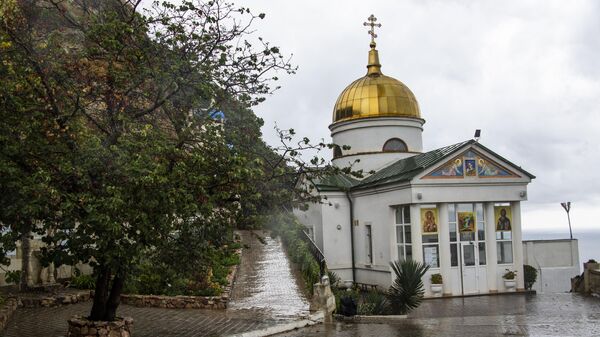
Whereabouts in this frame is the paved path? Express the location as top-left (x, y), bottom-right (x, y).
top-left (228, 230), bottom-right (310, 320)
top-left (277, 293), bottom-right (600, 337)
top-left (4, 302), bottom-right (280, 337)
top-left (3, 230), bottom-right (311, 337)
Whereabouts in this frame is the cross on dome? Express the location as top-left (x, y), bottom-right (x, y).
top-left (363, 14), bottom-right (381, 48)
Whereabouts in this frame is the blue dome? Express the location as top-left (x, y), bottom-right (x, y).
top-left (209, 110), bottom-right (225, 121)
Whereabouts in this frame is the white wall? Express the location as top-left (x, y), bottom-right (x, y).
top-left (294, 201), bottom-right (324, 249)
top-left (0, 250), bottom-right (93, 287)
top-left (348, 187), bottom-right (411, 288)
top-left (330, 117), bottom-right (424, 154)
top-left (330, 117), bottom-right (424, 172)
top-left (523, 239), bottom-right (580, 293)
top-left (321, 193), bottom-right (353, 281)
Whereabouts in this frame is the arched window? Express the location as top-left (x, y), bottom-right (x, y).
top-left (383, 138), bottom-right (408, 152)
top-left (333, 145), bottom-right (343, 159)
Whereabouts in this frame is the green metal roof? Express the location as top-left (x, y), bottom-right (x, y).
top-left (356, 140), bottom-right (473, 189)
top-left (313, 172), bottom-right (360, 192)
top-left (313, 140), bottom-right (534, 192)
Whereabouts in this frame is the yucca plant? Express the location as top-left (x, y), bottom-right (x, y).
top-left (387, 260), bottom-right (430, 315)
top-left (327, 271), bottom-right (340, 288)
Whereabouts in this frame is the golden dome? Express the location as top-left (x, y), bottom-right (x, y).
top-left (332, 45), bottom-right (421, 123)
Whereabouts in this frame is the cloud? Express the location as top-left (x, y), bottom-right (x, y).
top-left (235, 0), bottom-right (600, 230)
top-left (143, 0), bottom-right (600, 230)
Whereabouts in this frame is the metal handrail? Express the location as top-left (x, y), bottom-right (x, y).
top-left (301, 230), bottom-right (327, 278)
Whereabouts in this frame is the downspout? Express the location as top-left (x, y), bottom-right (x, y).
top-left (345, 190), bottom-right (356, 283)
top-left (533, 252), bottom-right (543, 293)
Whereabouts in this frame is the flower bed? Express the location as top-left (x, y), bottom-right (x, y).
top-left (120, 247), bottom-right (241, 309)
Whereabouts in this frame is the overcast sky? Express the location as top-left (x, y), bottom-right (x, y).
top-left (229, 0), bottom-right (600, 234)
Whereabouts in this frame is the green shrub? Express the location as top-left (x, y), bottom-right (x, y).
top-left (358, 290), bottom-right (388, 315)
top-left (4, 270), bottom-right (21, 285)
top-left (193, 287), bottom-right (222, 297)
top-left (221, 253), bottom-right (240, 267)
top-left (430, 273), bottom-right (443, 284)
top-left (137, 272), bottom-right (163, 294)
top-left (123, 244), bottom-right (240, 296)
top-left (212, 264), bottom-right (230, 287)
top-left (71, 274), bottom-right (96, 289)
top-left (523, 265), bottom-right (538, 290)
top-left (211, 247), bottom-right (240, 286)
top-left (387, 260), bottom-right (429, 315)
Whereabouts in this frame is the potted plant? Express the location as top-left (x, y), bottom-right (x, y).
top-left (503, 269), bottom-right (517, 291)
top-left (430, 273), bottom-right (443, 297)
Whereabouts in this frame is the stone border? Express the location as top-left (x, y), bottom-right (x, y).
top-left (120, 293), bottom-right (228, 309)
top-left (0, 297), bottom-right (19, 332)
top-left (222, 248), bottom-right (242, 297)
top-left (19, 290), bottom-right (93, 308)
top-left (226, 312), bottom-right (324, 337)
top-left (333, 313), bottom-right (407, 323)
top-left (68, 315), bottom-right (133, 337)
top-left (423, 289), bottom-right (536, 300)
top-left (121, 247), bottom-right (242, 310)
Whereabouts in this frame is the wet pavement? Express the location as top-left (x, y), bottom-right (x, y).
top-left (3, 302), bottom-right (280, 337)
top-left (7, 230), bottom-right (599, 336)
top-left (277, 293), bottom-right (600, 337)
top-left (2, 230), bottom-right (311, 337)
top-left (228, 230), bottom-right (311, 320)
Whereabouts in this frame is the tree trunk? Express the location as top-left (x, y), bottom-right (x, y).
top-left (103, 271), bottom-right (125, 321)
top-left (19, 232), bottom-right (33, 291)
top-left (89, 266), bottom-right (111, 321)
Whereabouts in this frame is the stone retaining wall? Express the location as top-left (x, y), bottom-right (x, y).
top-left (222, 248), bottom-right (242, 296)
top-left (20, 290), bottom-right (92, 308)
top-left (0, 298), bottom-right (19, 331)
top-left (0, 290), bottom-right (92, 333)
top-left (120, 293), bottom-right (228, 309)
top-left (590, 269), bottom-right (600, 295)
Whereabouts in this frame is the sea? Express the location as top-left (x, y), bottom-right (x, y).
top-left (523, 229), bottom-right (600, 273)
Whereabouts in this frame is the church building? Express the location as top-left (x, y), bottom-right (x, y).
top-left (295, 16), bottom-right (535, 297)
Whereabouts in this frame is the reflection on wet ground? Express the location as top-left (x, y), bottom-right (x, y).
top-left (278, 293), bottom-right (600, 336)
top-left (228, 230), bottom-right (310, 321)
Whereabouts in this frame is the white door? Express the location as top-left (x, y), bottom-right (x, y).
top-left (460, 242), bottom-right (479, 294)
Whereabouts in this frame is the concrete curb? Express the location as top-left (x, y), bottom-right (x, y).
top-left (333, 314), bottom-right (407, 323)
top-left (226, 312), bottom-right (324, 337)
top-left (423, 289), bottom-right (536, 300)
